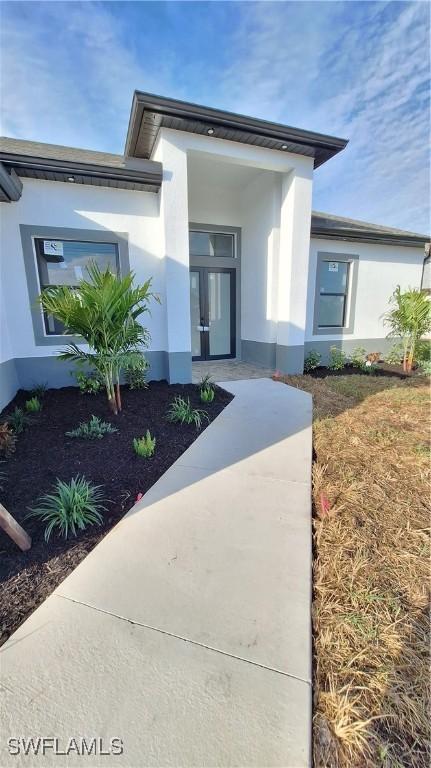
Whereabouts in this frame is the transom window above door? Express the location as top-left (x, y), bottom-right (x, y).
top-left (189, 231), bottom-right (235, 259)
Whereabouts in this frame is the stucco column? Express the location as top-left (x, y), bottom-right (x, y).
top-left (154, 133), bottom-right (192, 383)
top-left (276, 166), bottom-right (313, 374)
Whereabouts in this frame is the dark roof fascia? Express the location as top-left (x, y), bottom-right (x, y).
top-left (0, 151), bottom-right (162, 193)
top-left (311, 226), bottom-right (428, 249)
top-left (125, 91), bottom-right (348, 168)
top-left (0, 162), bottom-right (23, 202)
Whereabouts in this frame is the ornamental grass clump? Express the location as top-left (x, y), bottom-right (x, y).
top-left (39, 263), bottom-right (159, 415)
top-left (133, 430), bottom-right (156, 458)
top-left (28, 476), bottom-right (106, 542)
top-left (167, 396), bottom-right (209, 430)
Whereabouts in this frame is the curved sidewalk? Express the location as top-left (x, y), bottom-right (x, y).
top-left (1, 378), bottom-right (313, 767)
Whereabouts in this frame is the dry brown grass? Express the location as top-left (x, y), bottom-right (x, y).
top-left (280, 373), bottom-right (430, 767)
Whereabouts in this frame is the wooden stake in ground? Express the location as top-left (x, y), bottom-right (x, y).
top-left (0, 503), bottom-right (31, 551)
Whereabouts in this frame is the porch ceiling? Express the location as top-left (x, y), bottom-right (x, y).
top-left (125, 91), bottom-right (348, 169)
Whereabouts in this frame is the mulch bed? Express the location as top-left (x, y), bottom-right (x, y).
top-left (0, 381), bottom-right (232, 645)
top-left (309, 361), bottom-right (418, 379)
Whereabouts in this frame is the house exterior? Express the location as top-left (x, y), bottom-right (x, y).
top-left (0, 92), bottom-right (428, 409)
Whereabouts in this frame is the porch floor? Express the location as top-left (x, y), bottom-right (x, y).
top-left (192, 359), bottom-right (275, 383)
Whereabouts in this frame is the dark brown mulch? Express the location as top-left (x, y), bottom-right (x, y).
top-left (309, 361), bottom-right (418, 379)
top-left (0, 381), bottom-right (233, 644)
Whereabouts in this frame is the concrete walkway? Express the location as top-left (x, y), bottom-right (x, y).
top-left (1, 379), bottom-right (312, 767)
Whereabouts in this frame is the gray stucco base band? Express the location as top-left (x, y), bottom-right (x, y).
top-left (0, 351), bottom-right (189, 411)
top-left (241, 339), bottom-right (304, 375)
top-left (304, 337), bottom-right (397, 365)
top-left (0, 359), bottom-right (20, 411)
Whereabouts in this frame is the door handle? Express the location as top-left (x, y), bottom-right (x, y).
top-left (197, 325), bottom-right (205, 332)
top-left (203, 326), bottom-right (210, 332)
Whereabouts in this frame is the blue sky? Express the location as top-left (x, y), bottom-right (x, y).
top-left (0, 1), bottom-right (429, 232)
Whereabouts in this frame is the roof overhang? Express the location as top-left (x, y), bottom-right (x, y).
top-left (311, 224), bottom-right (428, 248)
top-left (0, 162), bottom-right (23, 202)
top-left (0, 152), bottom-right (162, 195)
top-left (125, 91), bottom-right (348, 168)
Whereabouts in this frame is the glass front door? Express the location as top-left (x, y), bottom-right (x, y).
top-left (189, 268), bottom-right (236, 361)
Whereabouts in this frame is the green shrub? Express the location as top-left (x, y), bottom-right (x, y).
top-left (200, 386), bottom-right (215, 403)
top-left (75, 369), bottom-right (102, 395)
top-left (133, 430), bottom-right (156, 458)
top-left (125, 354), bottom-right (149, 390)
top-left (7, 407), bottom-right (30, 434)
top-left (25, 396), bottom-right (42, 413)
top-left (418, 359), bottom-right (431, 376)
top-left (0, 423), bottom-right (16, 457)
top-left (385, 343), bottom-right (404, 366)
top-left (304, 350), bottom-right (321, 372)
top-left (167, 396), bottom-right (209, 430)
top-left (27, 476), bottom-right (106, 542)
top-left (349, 346), bottom-right (367, 368)
top-left (415, 339), bottom-right (431, 365)
top-left (328, 346), bottom-right (346, 371)
top-left (66, 415), bottom-right (118, 440)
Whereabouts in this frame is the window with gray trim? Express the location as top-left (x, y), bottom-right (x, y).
top-left (20, 225), bottom-right (130, 347)
top-left (313, 252), bottom-right (359, 335)
top-left (35, 238), bottom-right (119, 335)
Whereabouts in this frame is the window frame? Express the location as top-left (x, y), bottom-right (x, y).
top-left (20, 225), bottom-right (130, 346)
top-left (313, 251), bottom-right (359, 335)
top-left (189, 227), bottom-right (238, 260)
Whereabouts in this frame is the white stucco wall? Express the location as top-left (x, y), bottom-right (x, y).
top-left (306, 237), bottom-right (425, 342)
top-left (0, 179), bottom-right (166, 360)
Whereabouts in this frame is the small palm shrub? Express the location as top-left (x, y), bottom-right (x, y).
top-left (39, 264), bottom-right (159, 414)
top-left (27, 476), bottom-right (106, 542)
top-left (66, 415), bottom-right (118, 440)
top-left (383, 286), bottom-right (431, 372)
top-left (75, 369), bottom-right (102, 395)
top-left (133, 430), bottom-right (156, 458)
top-left (304, 349), bottom-right (321, 372)
top-left (7, 407), bottom-right (30, 434)
top-left (125, 354), bottom-right (149, 390)
top-left (25, 396), bottom-right (42, 413)
top-left (0, 423), bottom-right (17, 457)
top-left (167, 396), bottom-right (209, 430)
top-left (328, 346), bottom-right (346, 371)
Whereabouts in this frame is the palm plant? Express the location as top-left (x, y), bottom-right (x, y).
top-left (383, 286), bottom-right (431, 372)
top-left (39, 263), bottom-right (158, 414)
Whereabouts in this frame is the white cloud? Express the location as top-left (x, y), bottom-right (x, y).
top-left (0, 0), bottom-right (429, 231)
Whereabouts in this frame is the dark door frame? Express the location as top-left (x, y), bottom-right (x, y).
top-left (190, 266), bottom-right (236, 361)
top-left (189, 223), bottom-right (241, 362)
